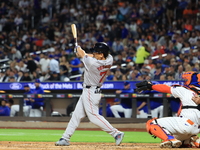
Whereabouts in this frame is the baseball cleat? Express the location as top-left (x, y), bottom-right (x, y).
top-left (55, 138), bottom-right (70, 146)
top-left (160, 139), bottom-right (182, 148)
top-left (190, 135), bottom-right (200, 148)
top-left (115, 132), bottom-right (124, 146)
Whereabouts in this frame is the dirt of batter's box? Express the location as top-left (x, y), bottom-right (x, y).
top-left (0, 141), bottom-right (193, 150)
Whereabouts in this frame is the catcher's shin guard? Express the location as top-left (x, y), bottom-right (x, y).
top-left (146, 118), bottom-right (174, 141)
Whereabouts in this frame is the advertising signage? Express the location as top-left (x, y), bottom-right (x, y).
top-left (1, 81), bottom-right (184, 90)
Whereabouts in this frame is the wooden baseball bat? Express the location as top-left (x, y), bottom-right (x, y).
top-left (71, 24), bottom-right (78, 52)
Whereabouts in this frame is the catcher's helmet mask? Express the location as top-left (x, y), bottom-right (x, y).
top-left (92, 42), bottom-right (110, 58)
top-left (181, 71), bottom-right (200, 88)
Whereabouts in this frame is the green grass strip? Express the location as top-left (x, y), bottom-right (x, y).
top-left (0, 129), bottom-right (161, 143)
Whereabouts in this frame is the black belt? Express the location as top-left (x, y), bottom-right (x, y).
top-left (86, 86), bottom-right (100, 89)
top-left (182, 105), bottom-right (200, 111)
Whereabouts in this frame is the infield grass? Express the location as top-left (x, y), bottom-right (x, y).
top-left (0, 129), bottom-right (161, 143)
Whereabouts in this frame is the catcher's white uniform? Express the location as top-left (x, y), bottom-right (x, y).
top-left (154, 86), bottom-right (200, 141)
top-left (62, 54), bottom-right (122, 140)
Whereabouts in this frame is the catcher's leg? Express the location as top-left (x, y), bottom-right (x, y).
top-left (146, 118), bottom-right (182, 148)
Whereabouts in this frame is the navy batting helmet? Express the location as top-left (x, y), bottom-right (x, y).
top-left (93, 42), bottom-right (110, 58)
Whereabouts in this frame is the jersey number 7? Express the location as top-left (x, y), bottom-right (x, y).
top-left (99, 71), bottom-right (108, 83)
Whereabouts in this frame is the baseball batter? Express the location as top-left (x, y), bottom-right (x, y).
top-left (55, 42), bottom-right (124, 146)
top-left (136, 71), bottom-right (200, 148)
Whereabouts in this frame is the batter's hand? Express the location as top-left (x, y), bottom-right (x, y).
top-left (74, 45), bottom-right (80, 53)
top-left (192, 95), bottom-right (200, 104)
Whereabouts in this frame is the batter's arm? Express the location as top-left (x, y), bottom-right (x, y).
top-left (76, 46), bottom-right (93, 58)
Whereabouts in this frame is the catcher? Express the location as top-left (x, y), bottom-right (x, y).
top-left (135, 71), bottom-right (200, 148)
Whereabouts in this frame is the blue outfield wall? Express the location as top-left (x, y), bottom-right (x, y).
top-left (4, 80), bottom-right (184, 91)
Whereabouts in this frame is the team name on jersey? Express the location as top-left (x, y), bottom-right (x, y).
top-left (97, 65), bottom-right (111, 71)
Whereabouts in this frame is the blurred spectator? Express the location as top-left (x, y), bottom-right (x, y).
top-left (69, 55), bottom-right (82, 81)
top-left (32, 71), bottom-right (40, 81)
top-left (15, 60), bottom-right (27, 72)
top-left (48, 54), bottom-right (60, 74)
top-left (0, 15), bottom-right (7, 32)
top-left (41, 13), bottom-right (50, 25)
top-left (188, 31), bottom-right (198, 46)
top-left (142, 90), bottom-right (164, 118)
top-left (22, 9), bottom-right (32, 30)
top-left (22, 71), bottom-right (32, 81)
top-left (5, 70), bottom-right (17, 82)
top-left (21, 43), bottom-right (32, 58)
top-left (113, 69), bottom-right (126, 81)
top-left (136, 99), bottom-right (148, 119)
top-left (166, 73), bottom-right (175, 80)
top-left (112, 38), bottom-right (124, 54)
top-left (10, 84), bottom-right (33, 117)
top-left (110, 81), bottom-right (134, 118)
top-left (8, 76), bottom-right (16, 82)
top-left (26, 56), bottom-right (37, 74)
top-left (18, 0), bottom-right (30, 10)
top-left (6, 99), bottom-right (14, 109)
top-left (166, 0), bottom-right (176, 26)
top-left (135, 43), bottom-right (150, 69)
top-left (0, 99), bottom-right (10, 116)
top-left (0, 2), bottom-right (7, 16)
top-left (16, 71), bottom-right (24, 82)
top-left (59, 55), bottom-right (69, 81)
top-left (106, 70), bottom-right (114, 81)
top-left (48, 71), bottom-right (60, 81)
top-left (39, 53), bottom-right (50, 75)
top-left (10, 47), bottom-right (22, 60)
top-left (153, 66), bottom-right (163, 80)
top-left (0, 70), bottom-right (6, 82)
top-left (99, 100), bottom-right (114, 117)
top-left (14, 14), bottom-right (23, 31)
top-left (29, 79), bottom-right (44, 117)
top-left (175, 65), bottom-right (184, 80)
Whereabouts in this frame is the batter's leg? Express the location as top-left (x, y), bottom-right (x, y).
top-left (62, 96), bottom-right (86, 141)
top-left (83, 92), bottom-right (122, 138)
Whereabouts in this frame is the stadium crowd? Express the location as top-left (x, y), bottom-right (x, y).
top-left (0, 0), bottom-right (199, 83)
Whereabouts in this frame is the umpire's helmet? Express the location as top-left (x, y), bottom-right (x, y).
top-left (93, 42), bottom-right (110, 58)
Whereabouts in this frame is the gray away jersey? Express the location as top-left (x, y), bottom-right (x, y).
top-left (82, 54), bottom-right (113, 87)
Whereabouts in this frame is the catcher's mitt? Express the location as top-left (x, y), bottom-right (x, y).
top-left (135, 80), bottom-right (153, 93)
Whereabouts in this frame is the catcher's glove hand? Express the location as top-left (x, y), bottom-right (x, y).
top-left (135, 80), bottom-right (153, 93)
